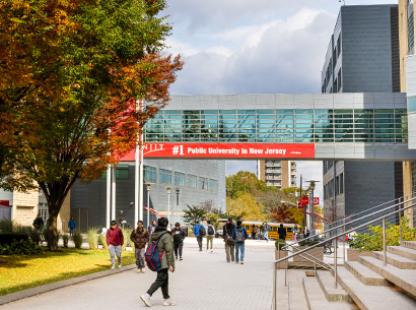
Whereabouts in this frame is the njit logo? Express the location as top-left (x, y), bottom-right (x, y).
top-left (172, 145), bottom-right (185, 156)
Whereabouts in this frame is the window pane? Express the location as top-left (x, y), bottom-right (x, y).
top-left (174, 172), bottom-right (185, 186)
top-left (160, 169), bottom-right (172, 184)
top-left (144, 166), bottom-right (157, 183)
top-left (116, 168), bottom-right (129, 180)
top-left (186, 175), bottom-right (197, 189)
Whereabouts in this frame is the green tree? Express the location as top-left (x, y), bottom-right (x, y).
top-left (226, 171), bottom-right (266, 199)
top-left (0, 0), bottom-right (182, 249)
top-left (183, 205), bottom-right (207, 226)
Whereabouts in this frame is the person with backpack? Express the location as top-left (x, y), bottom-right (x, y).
top-left (193, 221), bottom-right (205, 252)
top-left (222, 218), bottom-right (235, 263)
top-left (171, 222), bottom-right (185, 260)
top-left (140, 217), bottom-right (175, 307)
top-left (233, 220), bottom-right (248, 265)
top-left (130, 220), bottom-right (149, 273)
top-left (278, 223), bottom-right (287, 242)
top-left (206, 220), bottom-right (215, 253)
top-left (106, 220), bottom-right (124, 269)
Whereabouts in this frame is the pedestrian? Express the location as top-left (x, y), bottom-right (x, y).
top-left (140, 217), bottom-right (175, 307)
top-left (263, 222), bottom-right (270, 242)
top-left (222, 218), bottom-right (235, 263)
top-left (148, 220), bottom-right (157, 236)
top-left (130, 220), bottom-right (149, 273)
top-left (206, 220), bottom-right (216, 252)
top-left (171, 222), bottom-right (185, 260)
top-left (106, 220), bottom-right (124, 269)
top-left (278, 223), bottom-right (287, 241)
top-left (68, 217), bottom-right (76, 236)
top-left (193, 221), bottom-right (205, 251)
top-left (233, 220), bottom-right (248, 264)
top-left (251, 225), bottom-right (256, 240)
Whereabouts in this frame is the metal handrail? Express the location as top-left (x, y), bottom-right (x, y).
top-left (272, 201), bottom-right (416, 310)
top-left (276, 201), bottom-right (415, 264)
top-left (282, 195), bottom-right (416, 251)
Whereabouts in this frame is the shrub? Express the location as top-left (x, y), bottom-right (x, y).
top-left (62, 234), bottom-right (69, 248)
top-left (98, 233), bottom-right (108, 250)
top-left (87, 228), bottom-right (98, 250)
top-left (0, 219), bottom-right (13, 233)
top-left (349, 217), bottom-right (416, 251)
top-left (0, 239), bottom-right (42, 255)
top-left (0, 233), bottom-right (29, 244)
top-left (72, 232), bottom-right (83, 249)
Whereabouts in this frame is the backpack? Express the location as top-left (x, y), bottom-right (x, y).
top-left (144, 232), bottom-right (167, 272)
top-left (199, 225), bottom-right (206, 237)
top-left (207, 225), bottom-right (214, 236)
top-left (235, 228), bottom-right (245, 242)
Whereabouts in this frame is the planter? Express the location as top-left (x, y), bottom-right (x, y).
top-left (347, 248), bottom-right (373, 261)
top-left (291, 246), bottom-right (324, 267)
top-left (275, 249), bottom-right (288, 269)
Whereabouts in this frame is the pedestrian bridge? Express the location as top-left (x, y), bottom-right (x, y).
top-left (123, 92), bottom-right (416, 160)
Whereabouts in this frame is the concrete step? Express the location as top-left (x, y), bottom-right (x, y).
top-left (337, 266), bottom-right (416, 310)
top-left (359, 256), bottom-right (416, 299)
top-left (302, 276), bottom-right (353, 310)
top-left (373, 251), bottom-right (416, 269)
top-left (316, 270), bottom-right (350, 301)
top-left (345, 261), bottom-right (388, 286)
top-left (387, 246), bottom-right (416, 260)
top-left (288, 270), bottom-right (309, 310)
top-left (401, 241), bottom-right (416, 250)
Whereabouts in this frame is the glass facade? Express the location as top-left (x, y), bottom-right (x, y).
top-left (174, 172), bottom-right (186, 186)
top-left (186, 174), bottom-right (198, 189)
top-left (144, 109), bottom-right (407, 143)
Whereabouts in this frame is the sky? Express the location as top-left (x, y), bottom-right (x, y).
top-left (163, 0), bottom-right (398, 199)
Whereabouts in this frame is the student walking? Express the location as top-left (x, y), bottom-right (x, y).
top-left (278, 223), bottom-right (287, 241)
top-left (206, 220), bottom-right (215, 252)
top-left (171, 222), bottom-right (185, 260)
top-left (68, 217), bottom-right (76, 236)
top-left (193, 221), bottom-right (205, 251)
top-left (222, 218), bottom-right (235, 263)
top-left (233, 220), bottom-right (248, 264)
top-left (106, 220), bottom-right (124, 269)
top-left (140, 217), bottom-right (175, 307)
top-left (130, 220), bottom-right (149, 272)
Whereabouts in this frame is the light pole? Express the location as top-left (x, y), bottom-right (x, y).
top-left (145, 183), bottom-right (153, 229)
top-left (306, 180), bottom-right (320, 236)
top-left (166, 187), bottom-right (172, 225)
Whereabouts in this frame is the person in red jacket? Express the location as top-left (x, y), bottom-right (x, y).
top-left (106, 220), bottom-right (124, 269)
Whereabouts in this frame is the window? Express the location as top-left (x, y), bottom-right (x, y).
top-left (186, 174), bottom-right (198, 188)
top-left (208, 179), bottom-right (218, 193)
top-left (339, 173), bottom-right (344, 194)
top-left (159, 169), bottom-right (172, 184)
top-left (174, 172), bottom-right (185, 186)
top-left (198, 177), bottom-right (208, 190)
top-left (337, 36), bottom-right (341, 57)
top-left (116, 168), bottom-right (129, 180)
top-left (408, 0), bottom-right (415, 54)
top-left (144, 166), bottom-right (157, 183)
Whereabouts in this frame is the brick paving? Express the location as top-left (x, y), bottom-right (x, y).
top-left (2, 238), bottom-right (274, 310)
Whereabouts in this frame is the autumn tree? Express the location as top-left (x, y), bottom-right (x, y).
top-left (226, 193), bottom-right (267, 222)
top-left (226, 171), bottom-right (267, 199)
top-left (0, 0), bottom-right (182, 249)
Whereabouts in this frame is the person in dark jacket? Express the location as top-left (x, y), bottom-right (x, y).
top-left (278, 224), bottom-right (287, 241)
top-left (106, 220), bottom-right (124, 269)
top-left (232, 220), bottom-right (248, 264)
top-left (193, 221), bottom-right (205, 251)
top-left (171, 222), bottom-right (185, 260)
top-left (140, 217), bottom-right (175, 307)
top-left (130, 220), bottom-right (149, 273)
top-left (222, 218), bottom-right (236, 263)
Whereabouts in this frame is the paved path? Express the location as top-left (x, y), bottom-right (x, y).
top-left (2, 239), bottom-right (274, 310)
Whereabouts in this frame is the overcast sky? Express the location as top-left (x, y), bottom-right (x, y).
top-left (164, 0), bottom-right (397, 199)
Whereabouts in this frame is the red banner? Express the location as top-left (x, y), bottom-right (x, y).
top-left (120, 143), bottom-right (315, 160)
top-left (0, 200), bottom-right (11, 208)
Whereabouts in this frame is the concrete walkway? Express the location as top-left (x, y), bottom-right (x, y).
top-left (2, 239), bottom-right (274, 310)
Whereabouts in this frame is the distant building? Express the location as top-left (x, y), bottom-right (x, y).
top-left (321, 5), bottom-right (403, 224)
top-left (258, 160), bottom-right (296, 189)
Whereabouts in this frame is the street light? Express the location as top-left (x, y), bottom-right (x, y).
top-left (306, 180), bottom-right (320, 236)
top-left (166, 187), bottom-right (172, 225)
top-left (145, 183), bottom-right (153, 229)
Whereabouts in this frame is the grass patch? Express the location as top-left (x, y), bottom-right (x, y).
top-left (0, 248), bottom-right (135, 296)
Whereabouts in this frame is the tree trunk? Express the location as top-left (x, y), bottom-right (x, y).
top-left (46, 211), bottom-right (59, 251)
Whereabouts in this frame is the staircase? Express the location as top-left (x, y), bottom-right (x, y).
top-left (282, 241), bottom-right (416, 310)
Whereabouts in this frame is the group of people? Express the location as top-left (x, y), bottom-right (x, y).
top-left (193, 220), bottom-right (216, 252)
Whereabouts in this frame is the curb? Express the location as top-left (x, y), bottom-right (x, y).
top-left (0, 264), bottom-right (136, 306)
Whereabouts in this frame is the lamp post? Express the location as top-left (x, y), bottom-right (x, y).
top-left (166, 187), bottom-right (172, 225)
top-left (306, 180), bottom-right (320, 236)
top-left (145, 183), bottom-right (153, 229)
